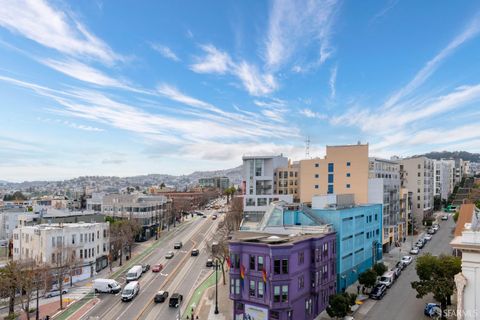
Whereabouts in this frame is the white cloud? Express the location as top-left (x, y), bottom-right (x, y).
top-left (190, 44), bottom-right (231, 74)
top-left (383, 13), bottom-right (480, 109)
top-left (190, 44), bottom-right (277, 96)
top-left (264, 0), bottom-right (339, 70)
top-left (329, 65), bottom-right (337, 99)
top-left (300, 108), bottom-right (328, 120)
top-left (150, 43), bottom-right (180, 62)
top-left (234, 62), bottom-right (277, 96)
top-left (42, 58), bottom-right (126, 87)
top-left (0, 0), bottom-right (121, 64)
top-left (371, 0), bottom-right (399, 23)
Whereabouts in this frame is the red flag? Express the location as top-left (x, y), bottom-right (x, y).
top-left (240, 264), bottom-right (245, 279)
top-left (262, 268), bottom-right (267, 283)
top-left (226, 256), bottom-right (231, 268)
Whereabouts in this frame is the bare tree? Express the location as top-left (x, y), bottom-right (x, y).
top-left (19, 262), bottom-right (37, 320)
top-left (50, 246), bottom-right (77, 310)
top-left (224, 197), bottom-right (243, 232)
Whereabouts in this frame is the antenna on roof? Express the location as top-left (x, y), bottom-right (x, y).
top-left (305, 136), bottom-right (311, 159)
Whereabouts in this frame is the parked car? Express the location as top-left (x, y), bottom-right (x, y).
top-left (416, 240), bottom-right (425, 249)
top-left (212, 215), bottom-right (217, 220)
top-left (165, 251), bottom-right (174, 259)
top-left (142, 264), bottom-right (150, 273)
top-left (427, 228), bottom-right (436, 235)
top-left (401, 255), bottom-right (413, 265)
top-left (424, 234), bottom-right (433, 241)
top-left (169, 293), bottom-right (183, 308)
top-left (395, 261), bottom-right (406, 271)
top-left (45, 288), bottom-right (68, 298)
top-left (174, 242), bottom-right (183, 249)
top-left (424, 303), bottom-right (441, 317)
top-left (378, 271), bottom-right (396, 288)
top-left (432, 224), bottom-right (440, 231)
top-left (206, 258), bottom-right (213, 267)
top-left (441, 215), bottom-right (448, 220)
top-left (121, 281), bottom-right (140, 302)
top-left (152, 264), bottom-right (164, 273)
top-left (154, 290), bottom-right (169, 303)
top-left (410, 247), bottom-right (420, 255)
top-left (369, 284), bottom-right (387, 300)
top-left (391, 265), bottom-right (402, 278)
top-left (191, 249), bottom-right (199, 256)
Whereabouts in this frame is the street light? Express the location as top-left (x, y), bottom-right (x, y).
top-left (214, 259), bottom-right (219, 314)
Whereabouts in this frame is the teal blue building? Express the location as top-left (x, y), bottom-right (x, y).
top-left (278, 204), bottom-right (383, 292)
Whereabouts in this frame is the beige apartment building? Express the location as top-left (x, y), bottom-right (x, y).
top-left (274, 160), bottom-right (300, 202)
top-left (299, 144), bottom-right (369, 204)
top-left (398, 156), bottom-right (434, 226)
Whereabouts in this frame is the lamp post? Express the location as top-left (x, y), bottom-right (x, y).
top-left (214, 259), bottom-right (219, 314)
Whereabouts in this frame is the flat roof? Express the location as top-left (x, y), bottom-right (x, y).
top-left (230, 230), bottom-right (331, 246)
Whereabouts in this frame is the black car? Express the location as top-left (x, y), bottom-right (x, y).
top-left (154, 291), bottom-right (169, 303)
top-left (174, 242), bottom-right (183, 249)
top-left (142, 264), bottom-right (150, 273)
top-left (169, 293), bottom-right (183, 308)
top-left (191, 249), bottom-right (199, 256)
top-left (369, 284), bottom-right (387, 300)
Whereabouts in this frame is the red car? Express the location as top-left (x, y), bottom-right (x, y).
top-left (152, 264), bottom-right (164, 273)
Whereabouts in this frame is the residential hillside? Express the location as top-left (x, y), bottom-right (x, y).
top-left (418, 151), bottom-right (480, 162)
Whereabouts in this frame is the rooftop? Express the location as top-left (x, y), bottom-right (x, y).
top-left (230, 230), bottom-right (330, 246)
top-left (454, 204), bottom-right (476, 237)
top-left (20, 222), bottom-right (107, 231)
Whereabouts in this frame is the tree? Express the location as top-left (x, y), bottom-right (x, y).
top-left (207, 221), bottom-right (230, 285)
top-left (223, 197), bottom-right (243, 232)
top-left (453, 211), bottom-right (459, 223)
top-left (326, 292), bottom-right (357, 319)
top-left (372, 262), bottom-right (387, 277)
top-left (411, 254), bottom-right (461, 319)
top-left (224, 186), bottom-right (236, 204)
top-left (358, 269), bottom-right (377, 291)
top-left (0, 260), bottom-right (21, 317)
top-left (50, 246), bottom-right (78, 310)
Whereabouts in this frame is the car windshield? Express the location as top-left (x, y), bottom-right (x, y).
top-left (380, 277), bottom-right (389, 282)
top-left (127, 273), bottom-right (135, 277)
top-left (123, 289), bottom-right (133, 295)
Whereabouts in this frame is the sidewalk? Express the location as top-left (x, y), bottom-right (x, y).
top-left (191, 271), bottom-right (232, 320)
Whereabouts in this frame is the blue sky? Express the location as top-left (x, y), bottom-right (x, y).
top-left (1, 0), bottom-right (480, 181)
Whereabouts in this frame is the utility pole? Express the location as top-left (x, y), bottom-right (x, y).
top-left (214, 259), bottom-right (219, 314)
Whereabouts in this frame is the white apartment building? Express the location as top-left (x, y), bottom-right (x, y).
top-left (434, 159), bottom-right (454, 201)
top-left (398, 157), bottom-right (435, 225)
top-left (451, 206), bottom-right (480, 320)
top-left (0, 209), bottom-right (27, 240)
top-left (368, 158), bottom-right (402, 252)
top-left (13, 222), bottom-right (110, 283)
top-left (242, 155), bottom-right (293, 221)
top-left (100, 194), bottom-right (171, 241)
top-left (454, 158), bottom-right (464, 185)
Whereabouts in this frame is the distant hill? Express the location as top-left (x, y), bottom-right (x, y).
top-left (418, 151), bottom-right (480, 162)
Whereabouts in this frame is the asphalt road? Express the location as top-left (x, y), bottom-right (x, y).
top-left (81, 211), bottom-right (220, 320)
top-left (364, 217), bottom-right (456, 320)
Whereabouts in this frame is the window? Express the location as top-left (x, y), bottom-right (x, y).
top-left (328, 163), bottom-right (334, 172)
top-left (417, 203), bottom-right (420, 209)
top-left (315, 185), bottom-right (319, 189)
top-left (230, 278), bottom-right (235, 294)
top-left (257, 256), bottom-right (264, 271)
top-left (346, 173), bottom-right (351, 177)
top-left (249, 280), bottom-right (255, 297)
top-left (97, 231), bottom-right (100, 239)
top-left (273, 286), bottom-right (281, 302)
top-left (51, 253), bottom-right (55, 263)
top-left (72, 234), bottom-right (76, 245)
top-left (235, 279), bottom-right (240, 295)
top-left (298, 275), bottom-right (304, 289)
top-left (298, 251), bottom-right (304, 265)
top-left (274, 259), bottom-right (281, 274)
top-left (315, 163), bottom-right (319, 168)
top-left (328, 174), bottom-right (334, 183)
top-left (249, 255), bottom-right (256, 270)
top-left (346, 162), bottom-right (351, 167)
top-left (282, 259), bottom-right (289, 274)
top-left (323, 242), bottom-right (328, 256)
top-left (346, 184), bottom-right (351, 188)
top-left (258, 281), bottom-right (264, 298)
top-left (315, 174), bottom-right (319, 178)
top-left (52, 237), bottom-right (55, 247)
top-left (328, 185), bottom-right (334, 194)
top-left (103, 229), bottom-right (107, 238)
top-left (80, 234), bottom-right (83, 242)
top-left (281, 285), bottom-right (289, 302)
top-left (270, 311), bottom-right (280, 319)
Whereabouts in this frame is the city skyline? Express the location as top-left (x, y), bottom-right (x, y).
top-left (1, 1), bottom-right (480, 181)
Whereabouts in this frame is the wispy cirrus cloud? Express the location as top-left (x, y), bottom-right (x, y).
top-left (370, 0), bottom-right (399, 23)
top-left (264, 0), bottom-right (339, 70)
top-left (150, 43), bottom-right (180, 62)
top-left (383, 12), bottom-right (480, 109)
top-left (190, 44), bottom-right (277, 96)
top-left (0, 0), bottom-right (122, 64)
top-left (329, 65), bottom-right (337, 99)
top-left (300, 108), bottom-right (328, 120)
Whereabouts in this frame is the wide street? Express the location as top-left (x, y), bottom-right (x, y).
top-left (80, 209), bottom-right (220, 320)
top-left (364, 215), bottom-right (456, 320)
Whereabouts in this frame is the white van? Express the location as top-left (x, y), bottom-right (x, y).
top-left (378, 271), bottom-right (396, 288)
top-left (93, 279), bottom-right (121, 294)
top-left (126, 265), bottom-right (143, 282)
top-left (121, 281), bottom-right (139, 302)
